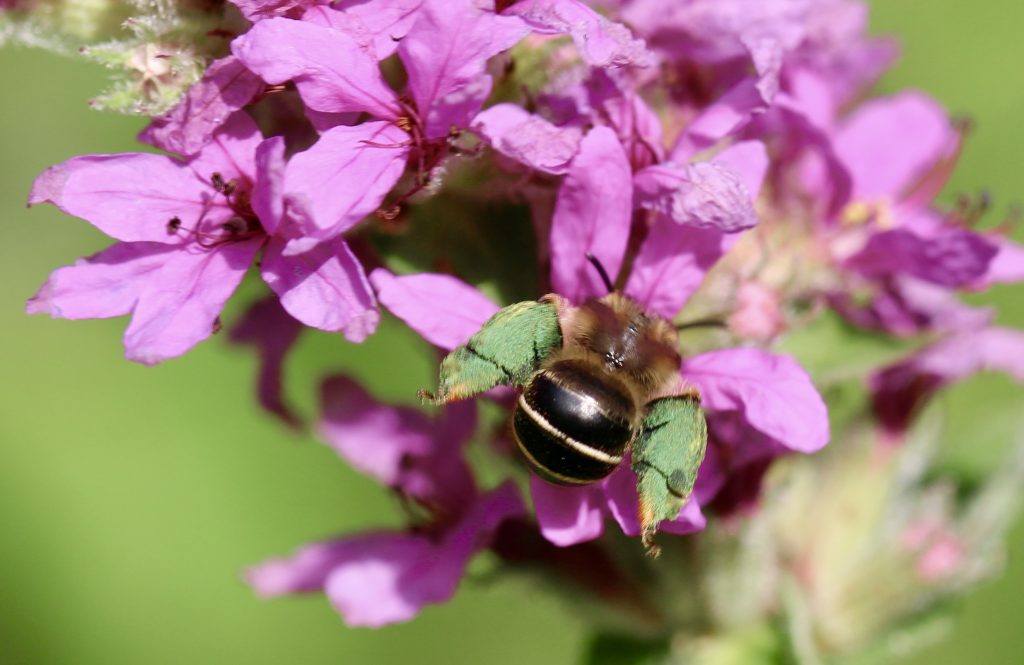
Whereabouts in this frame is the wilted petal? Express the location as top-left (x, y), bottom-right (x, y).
top-left (319, 375), bottom-right (434, 484)
top-left (472, 103), bottom-right (582, 174)
top-left (138, 56), bottom-right (264, 156)
top-left (27, 242), bottom-right (174, 319)
top-left (229, 296), bottom-right (304, 428)
top-left (324, 483), bottom-right (524, 626)
top-left (625, 217), bottom-right (727, 320)
top-left (683, 348), bottom-right (830, 453)
top-left (231, 0), bottom-right (318, 22)
top-left (232, 17), bottom-right (402, 118)
top-left (261, 236), bottom-right (379, 341)
top-left (550, 126), bottom-right (632, 302)
top-left (29, 153), bottom-right (217, 244)
top-left (505, 0), bottom-right (653, 68)
top-left (834, 92), bottom-right (955, 201)
top-left (399, 0), bottom-right (528, 136)
top-left (531, 477), bottom-right (605, 546)
top-left (871, 327), bottom-right (1024, 436)
top-left (846, 228), bottom-right (999, 288)
top-left (123, 239), bottom-right (263, 365)
top-left (309, 0), bottom-right (424, 60)
top-left (633, 160), bottom-right (757, 232)
top-left (370, 269), bottom-right (500, 350)
top-left (283, 121), bottom-right (409, 241)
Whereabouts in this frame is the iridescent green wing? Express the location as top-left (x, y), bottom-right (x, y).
top-left (420, 296), bottom-right (563, 405)
top-left (632, 394), bottom-right (708, 555)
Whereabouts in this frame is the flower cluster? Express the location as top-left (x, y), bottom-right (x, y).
top-left (22, 0), bottom-right (1024, 659)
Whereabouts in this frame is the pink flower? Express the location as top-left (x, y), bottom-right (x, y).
top-left (28, 112), bottom-right (379, 364)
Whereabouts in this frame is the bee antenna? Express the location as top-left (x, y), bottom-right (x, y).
top-left (585, 253), bottom-right (615, 294)
top-left (675, 317), bottom-right (726, 331)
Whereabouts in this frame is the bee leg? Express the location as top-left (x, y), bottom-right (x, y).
top-left (631, 394), bottom-right (708, 556)
top-left (419, 296), bottom-right (564, 405)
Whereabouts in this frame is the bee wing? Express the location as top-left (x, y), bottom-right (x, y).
top-left (632, 394), bottom-right (708, 555)
top-left (421, 296), bottom-right (564, 405)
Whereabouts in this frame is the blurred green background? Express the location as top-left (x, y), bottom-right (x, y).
top-left (1, 1), bottom-right (1022, 663)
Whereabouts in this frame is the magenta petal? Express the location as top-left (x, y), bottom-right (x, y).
top-left (283, 121), bottom-right (409, 241)
top-left (871, 328), bottom-right (1024, 436)
top-left (138, 56), bottom-right (264, 156)
top-left (683, 348), bottom-right (830, 453)
top-left (671, 79), bottom-right (765, 159)
top-left (633, 160), bottom-right (757, 233)
top-left (324, 483), bottom-right (524, 626)
top-left (625, 217), bottom-right (727, 320)
top-left (399, 0), bottom-right (528, 136)
top-left (506, 0), bottom-right (653, 68)
top-left (123, 239), bottom-right (262, 365)
top-left (530, 476), bottom-right (605, 546)
top-left (252, 136), bottom-right (286, 235)
top-left (369, 269), bottom-right (500, 351)
top-left (29, 153), bottom-right (215, 244)
top-left (247, 539), bottom-right (368, 597)
top-left (261, 236), bottom-right (378, 341)
top-left (550, 126), bottom-right (633, 302)
top-left (472, 103), bottom-right (582, 175)
top-left (185, 111), bottom-right (263, 186)
top-left (27, 242), bottom-right (174, 319)
top-left (231, 17), bottom-right (401, 118)
top-left (305, 1), bottom-right (423, 60)
top-left (846, 228), bottom-right (999, 288)
top-left (319, 375), bottom-right (434, 485)
top-left (602, 463), bottom-right (707, 537)
top-left (713, 140), bottom-right (769, 199)
top-left (229, 296), bottom-right (303, 428)
top-left (835, 92), bottom-right (955, 201)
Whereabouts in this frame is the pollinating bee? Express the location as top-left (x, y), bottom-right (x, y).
top-left (419, 258), bottom-right (707, 554)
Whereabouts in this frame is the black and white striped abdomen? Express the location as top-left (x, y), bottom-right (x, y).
top-left (513, 360), bottom-right (637, 485)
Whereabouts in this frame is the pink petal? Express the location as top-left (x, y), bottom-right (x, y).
top-left (603, 463), bottom-right (707, 537)
top-left (550, 126), bottom-right (633, 302)
top-left (247, 539), bottom-right (371, 597)
top-left (713, 140), bottom-right (769, 199)
top-left (846, 228), bottom-right (999, 288)
top-left (625, 217), bottom-right (728, 320)
top-left (399, 0), bottom-right (528, 136)
top-left (308, 1), bottom-right (424, 60)
top-left (530, 477), bottom-right (605, 546)
top-left (473, 103), bottom-right (582, 175)
top-left (319, 375), bottom-right (434, 485)
top-left (185, 111), bottom-right (263, 187)
top-left (834, 92), bottom-right (955, 201)
top-left (138, 56), bottom-right (264, 156)
top-left (324, 483), bottom-right (524, 626)
top-left (975, 235), bottom-right (1024, 286)
top-left (506, 0), bottom-right (653, 68)
top-left (231, 17), bottom-right (402, 118)
top-left (228, 296), bottom-right (304, 428)
top-left (633, 160), bottom-right (757, 232)
top-left (26, 242), bottom-right (175, 319)
top-left (683, 348), bottom-right (830, 453)
top-left (283, 121), bottom-right (409, 241)
top-left (671, 78), bottom-right (766, 159)
top-left (369, 269), bottom-right (500, 351)
top-left (261, 236), bottom-right (379, 341)
top-left (29, 153), bottom-right (218, 244)
top-left (123, 239), bottom-right (263, 365)
top-left (252, 136), bottom-right (286, 235)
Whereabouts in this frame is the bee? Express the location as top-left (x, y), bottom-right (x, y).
top-left (419, 257), bottom-right (707, 554)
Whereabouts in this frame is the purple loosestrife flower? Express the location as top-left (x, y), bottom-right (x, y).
top-left (370, 120), bottom-right (828, 546)
top-left (247, 376), bottom-right (524, 626)
top-left (28, 111), bottom-right (379, 363)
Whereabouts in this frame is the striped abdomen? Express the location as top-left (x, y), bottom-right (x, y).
top-left (513, 359), bottom-right (637, 485)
